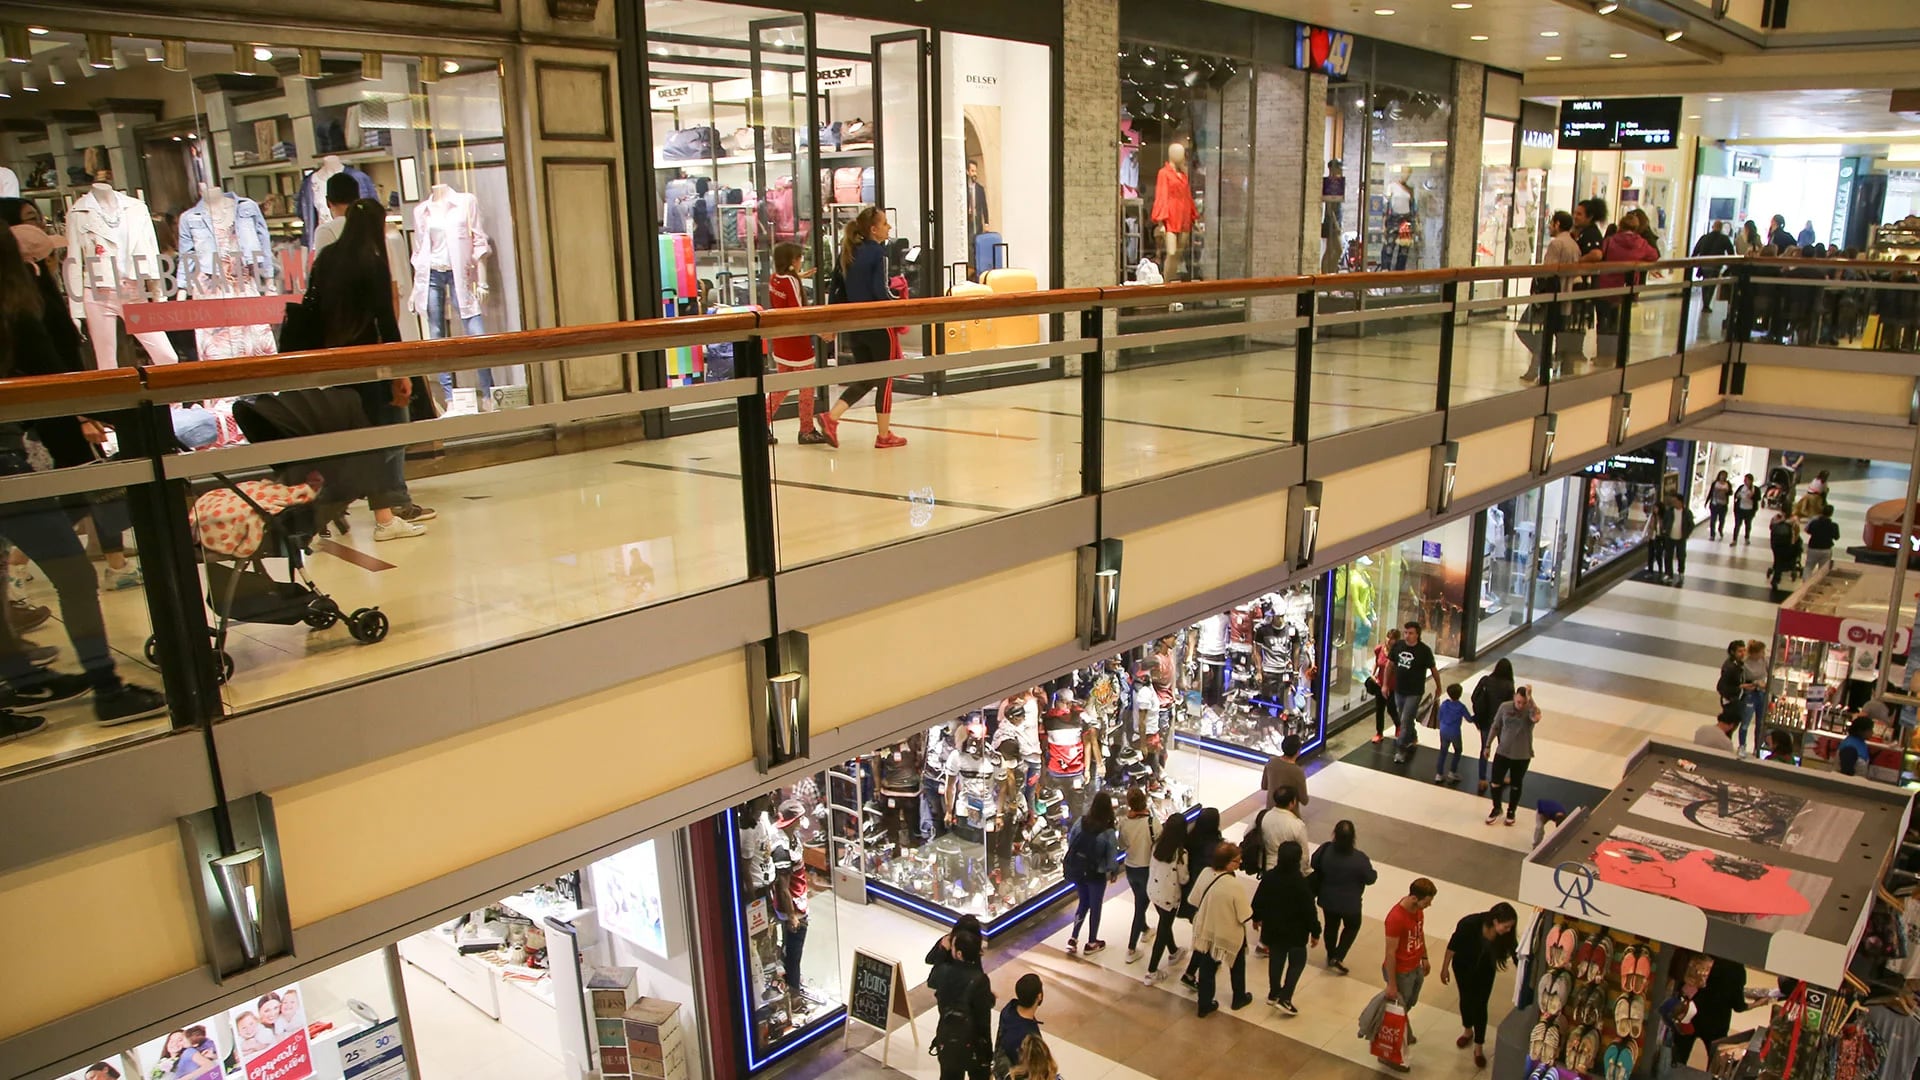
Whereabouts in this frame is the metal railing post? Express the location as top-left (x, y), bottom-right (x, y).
top-left (1675, 280), bottom-right (1694, 357)
top-left (1293, 290), bottom-right (1315, 444)
top-left (734, 335), bottom-right (779, 585)
top-left (1080, 305), bottom-right (1105, 499)
top-left (1540, 284), bottom-right (1561, 387)
top-left (1615, 286), bottom-right (1635, 368)
top-left (1434, 281), bottom-right (1459, 413)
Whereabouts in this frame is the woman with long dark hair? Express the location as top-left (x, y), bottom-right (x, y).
top-left (1143, 812), bottom-right (1189, 983)
top-left (1180, 806), bottom-right (1224, 985)
top-left (1064, 789), bottom-right (1118, 956)
top-left (1250, 840), bottom-right (1319, 1014)
top-left (306, 198), bottom-right (432, 541)
top-left (0, 224), bottom-right (166, 734)
top-left (815, 206), bottom-right (905, 450)
top-left (1442, 901), bottom-right (1519, 1068)
top-left (1310, 819), bottom-right (1376, 973)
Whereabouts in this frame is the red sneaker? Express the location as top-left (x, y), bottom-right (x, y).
top-left (817, 411), bottom-right (840, 448)
top-left (874, 432), bottom-right (908, 449)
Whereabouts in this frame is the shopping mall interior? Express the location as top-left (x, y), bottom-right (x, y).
top-left (6, 1), bottom-right (1920, 1079)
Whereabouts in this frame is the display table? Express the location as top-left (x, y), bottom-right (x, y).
top-left (1767, 564), bottom-right (1917, 782)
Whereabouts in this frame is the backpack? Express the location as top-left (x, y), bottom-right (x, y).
top-left (1062, 825), bottom-right (1099, 884)
top-left (1470, 676), bottom-right (1495, 722)
top-left (930, 967), bottom-right (987, 1062)
top-left (1239, 810), bottom-right (1270, 874)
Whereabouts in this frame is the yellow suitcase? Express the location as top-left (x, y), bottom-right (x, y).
top-left (945, 281), bottom-right (996, 353)
top-left (980, 267), bottom-right (1041, 346)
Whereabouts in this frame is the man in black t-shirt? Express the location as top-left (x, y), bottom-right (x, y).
top-left (1805, 504), bottom-right (1841, 573)
top-left (1387, 621), bottom-right (1443, 764)
top-left (1564, 198), bottom-right (1608, 363)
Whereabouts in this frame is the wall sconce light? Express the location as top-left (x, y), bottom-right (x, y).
top-left (231, 44), bottom-right (255, 75)
top-left (18, 70), bottom-right (35, 92)
top-left (46, 61), bottom-right (64, 86)
top-left (420, 56), bottom-right (442, 83)
top-left (745, 630), bottom-right (809, 773)
top-left (1612, 392), bottom-right (1633, 445)
top-left (361, 51), bottom-right (384, 81)
top-left (180, 794), bottom-right (293, 980)
top-left (297, 47), bottom-right (322, 79)
top-left (144, 46), bottom-right (163, 63)
top-left (1534, 413), bottom-right (1558, 475)
top-left (162, 39), bottom-right (188, 71)
top-left (1289, 481), bottom-right (1324, 570)
top-left (0, 79), bottom-right (11, 99)
top-left (1672, 376), bottom-right (1690, 424)
top-left (1430, 441), bottom-right (1460, 515)
top-left (1076, 539), bottom-right (1124, 649)
top-left (1, 26), bottom-right (29, 64)
top-left (85, 32), bottom-right (113, 69)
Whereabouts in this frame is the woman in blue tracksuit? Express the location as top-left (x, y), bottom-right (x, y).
top-left (818, 206), bottom-right (906, 450)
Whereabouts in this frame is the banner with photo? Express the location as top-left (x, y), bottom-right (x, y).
top-left (227, 984), bottom-right (313, 1080)
top-left (134, 1017), bottom-right (227, 1080)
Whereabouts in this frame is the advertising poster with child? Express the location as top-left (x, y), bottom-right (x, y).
top-left (133, 1017), bottom-right (226, 1080)
top-left (226, 985), bottom-right (312, 1080)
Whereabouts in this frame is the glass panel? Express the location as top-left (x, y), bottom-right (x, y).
top-left (1579, 456), bottom-right (1661, 576)
top-left (1471, 119), bottom-right (1516, 302)
top-left (1117, 47), bottom-right (1250, 290)
top-left (1365, 86), bottom-right (1451, 279)
top-left (1453, 296), bottom-right (1544, 406)
top-left (735, 783), bottom-right (843, 1062)
top-left (1309, 303), bottom-right (1443, 439)
top-left (875, 35), bottom-right (926, 357)
top-left (1533, 477), bottom-right (1575, 619)
top-left (1477, 489), bottom-right (1542, 651)
top-left (1625, 286), bottom-right (1687, 364)
top-left (1165, 585), bottom-right (1321, 757)
top-left (186, 374), bottom-right (747, 711)
top-left (0, 468), bottom-right (170, 777)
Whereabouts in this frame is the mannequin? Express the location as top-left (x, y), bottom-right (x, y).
top-left (876, 742), bottom-right (922, 850)
top-left (410, 182), bottom-right (495, 405)
top-left (943, 728), bottom-right (996, 843)
top-left (64, 183), bottom-right (177, 368)
top-left (920, 722), bottom-right (955, 841)
top-left (1152, 142), bottom-right (1196, 281)
top-left (297, 154), bottom-right (375, 246)
top-left (177, 182), bottom-right (277, 360)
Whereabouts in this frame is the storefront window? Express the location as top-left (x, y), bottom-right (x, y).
top-left (1168, 583), bottom-right (1323, 757)
top-left (1471, 117), bottom-right (1516, 300)
top-left (1535, 476), bottom-right (1576, 615)
top-left (0, 34), bottom-right (524, 410)
top-left (1578, 442), bottom-right (1670, 575)
top-left (1117, 45), bottom-right (1250, 288)
top-left (1478, 486), bottom-right (1541, 650)
top-left (731, 784), bottom-right (845, 1063)
top-left (1327, 520), bottom-right (1469, 727)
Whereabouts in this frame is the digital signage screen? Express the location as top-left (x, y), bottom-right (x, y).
top-left (1557, 97), bottom-right (1683, 151)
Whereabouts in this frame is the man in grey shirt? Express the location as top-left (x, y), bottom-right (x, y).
top-left (1694, 709), bottom-right (1738, 751)
top-left (1261, 733), bottom-right (1309, 809)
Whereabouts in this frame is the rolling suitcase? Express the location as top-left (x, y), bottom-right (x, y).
top-left (973, 232), bottom-right (1005, 278)
top-left (980, 266), bottom-right (1040, 346)
top-left (944, 281), bottom-right (996, 353)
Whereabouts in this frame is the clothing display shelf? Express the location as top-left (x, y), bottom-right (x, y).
top-left (1869, 219), bottom-right (1920, 261)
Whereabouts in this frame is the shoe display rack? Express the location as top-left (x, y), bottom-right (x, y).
top-left (1523, 915), bottom-right (1659, 1080)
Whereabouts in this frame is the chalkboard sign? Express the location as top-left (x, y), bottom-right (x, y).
top-left (845, 950), bottom-right (915, 1065)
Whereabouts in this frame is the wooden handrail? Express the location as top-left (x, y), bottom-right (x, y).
top-left (0, 255), bottom-right (1748, 411)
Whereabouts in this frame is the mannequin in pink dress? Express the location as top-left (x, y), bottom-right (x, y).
top-left (1151, 142), bottom-right (1197, 281)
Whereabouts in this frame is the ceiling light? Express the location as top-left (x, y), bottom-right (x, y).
top-left (1610, 52), bottom-right (1628, 59)
top-left (252, 46), bottom-right (274, 62)
top-left (2, 26), bottom-right (29, 63)
top-left (1664, 29), bottom-right (1684, 41)
top-left (441, 59), bottom-right (459, 74)
top-left (144, 46), bottom-right (162, 63)
top-left (1470, 34), bottom-right (1490, 40)
top-left (85, 32), bottom-right (113, 68)
top-left (1540, 30), bottom-right (1560, 37)
top-left (1545, 55), bottom-right (1563, 61)
top-left (1451, 2), bottom-right (1473, 7)
top-left (1597, 1), bottom-right (1619, 12)
top-left (187, 132), bottom-right (197, 140)
top-left (27, 26), bottom-right (46, 35)
top-left (1707, 96), bottom-right (1723, 102)
top-left (1687, 114), bottom-right (1701, 119)
top-left (47, 62), bottom-right (63, 85)
top-left (1374, 8), bottom-right (1396, 14)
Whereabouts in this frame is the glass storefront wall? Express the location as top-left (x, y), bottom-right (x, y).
top-left (1470, 117), bottom-right (1516, 300)
top-left (1327, 518), bottom-right (1472, 726)
top-left (1169, 580), bottom-right (1325, 758)
top-left (730, 782), bottom-right (846, 1066)
top-left (1477, 485), bottom-right (1541, 650)
top-left (1573, 148), bottom-right (1693, 258)
top-left (1117, 45), bottom-right (1251, 289)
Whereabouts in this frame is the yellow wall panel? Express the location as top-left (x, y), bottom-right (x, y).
top-left (806, 555), bottom-right (1077, 734)
top-left (1555, 398), bottom-right (1613, 461)
top-left (274, 652), bottom-right (751, 926)
top-left (1686, 379), bottom-right (1723, 416)
top-left (0, 829), bottom-right (200, 1039)
top-left (1119, 492), bottom-right (1289, 616)
top-left (1317, 450), bottom-right (1428, 547)
top-left (1453, 421), bottom-right (1534, 499)
top-left (1741, 367), bottom-right (1911, 418)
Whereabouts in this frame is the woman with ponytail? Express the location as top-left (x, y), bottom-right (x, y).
top-left (817, 206), bottom-right (905, 450)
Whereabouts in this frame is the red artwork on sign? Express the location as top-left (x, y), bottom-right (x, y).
top-left (1593, 838), bottom-right (1810, 918)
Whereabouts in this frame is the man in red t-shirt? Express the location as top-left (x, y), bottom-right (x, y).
top-left (1378, 877), bottom-right (1438, 1072)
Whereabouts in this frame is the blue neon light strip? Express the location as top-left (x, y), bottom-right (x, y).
top-left (722, 807), bottom-right (848, 1073)
top-left (865, 877), bottom-right (1078, 940)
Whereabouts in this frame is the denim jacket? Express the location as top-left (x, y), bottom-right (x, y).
top-left (177, 194), bottom-right (273, 280)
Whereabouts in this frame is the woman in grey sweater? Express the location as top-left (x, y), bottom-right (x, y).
top-left (1485, 686), bottom-right (1542, 827)
top-left (1309, 819), bottom-right (1377, 974)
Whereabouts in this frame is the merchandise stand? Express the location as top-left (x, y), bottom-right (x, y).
top-left (1496, 739), bottom-right (1914, 1080)
top-left (1767, 564), bottom-right (1920, 784)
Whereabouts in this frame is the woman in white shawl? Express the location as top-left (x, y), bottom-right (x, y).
top-left (1188, 844), bottom-right (1253, 1017)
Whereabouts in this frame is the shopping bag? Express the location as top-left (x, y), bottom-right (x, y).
top-left (1370, 1002), bottom-right (1410, 1065)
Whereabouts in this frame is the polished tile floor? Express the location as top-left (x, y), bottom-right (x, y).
top-left (0, 304), bottom-right (1698, 776)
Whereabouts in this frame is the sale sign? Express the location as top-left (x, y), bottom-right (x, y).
top-left (228, 983), bottom-right (313, 1080)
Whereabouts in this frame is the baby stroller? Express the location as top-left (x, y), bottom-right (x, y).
top-left (146, 388), bottom-right (393, 681)
top-left (1763, 465), bottom-right (1797, 514)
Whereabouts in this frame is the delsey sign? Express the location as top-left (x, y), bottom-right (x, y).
top-left (1557, 97), bottom-right (1682, 150)
top-left (818, 65), bottom-right (856, 90)
top-left (650, 82), bottom-right (695, 108)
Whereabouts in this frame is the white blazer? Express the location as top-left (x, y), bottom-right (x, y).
top-left (63, 191), bottom-right (163, 307)
top-left (408, 191), bottom-right (492, 321)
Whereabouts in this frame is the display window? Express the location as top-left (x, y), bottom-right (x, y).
top-left (1116, 45), bottom-right (1249, 290)
top-left (728, 784), bottom-right (846, 1066)
top-left (1477, 485), bottom-right (1542, 651)
top-left (1326, 520), bottom-right (1469, 727)
top-left (1470, 117), bottom-right (1516, 302)
top-left (1768, 564), bottom-right (1919, 785)
top-left (1573, 148), bottom-right (1691, 259)
top-left (1575, 440), bottom-right (1683, 578)
top-left (0, 32), bottom-right (525, 414)
top-left (1167, 582), bottom-right (1326, 760)
top-left (1323, 81), bottom-right (1452, 283)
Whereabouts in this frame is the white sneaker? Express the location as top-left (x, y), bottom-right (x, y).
top-left (102, 563), bottom-right (144, 590)
top-left (1144, 969), bottom-right (1166, 986)
top-left (1126, 948), bottom-right (1142, 964)
top-left (373, 517), bottom-right (427, 542)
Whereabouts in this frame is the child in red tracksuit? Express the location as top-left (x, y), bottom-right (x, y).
top-left (764, 243), bottom-right (827, 444)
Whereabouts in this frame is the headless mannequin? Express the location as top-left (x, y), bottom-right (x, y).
top-left (1156, 143), bottom-right (1193, 281)
top-left (76, 183), bottom-right (177, 368)
top-left (416, 182), bottom-right (495, 405)
top-left (311, 155), bottom-right (344, 225)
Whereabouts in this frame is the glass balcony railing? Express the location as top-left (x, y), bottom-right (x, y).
top-left (0, 256), bottom-right (1753, 777)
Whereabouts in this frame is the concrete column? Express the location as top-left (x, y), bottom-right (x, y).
top-left (1444, 60), bottom-right (1485, 275)
top-left (1250, 68), bottom-right (1308, 340)
top-left (1061, 0), bottom-right (1118, 289)
top-left (1300, 72), bottom-right (1329, 277)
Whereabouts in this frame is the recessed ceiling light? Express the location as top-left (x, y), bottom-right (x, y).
top-left (1374, 8), bottom-right (1396, 14)
top-left (252, 46), bottom-right (273, 61)
top-left (1540, 30), bottom-right (1560, 37)
top-left (1470, 34), bottom-right (1490, 40)
top-left (1544, 55), bottom-right (1563, 61)
top-left (1597, 1), bottom-right (1619, 12)
top-left (1609, 52), bottom-right (1627, 58)
top-left (1664, 29), bottom-right (1684, 41)
top-left (1451, 2), bottom-right (1473, 8)
top-left (441, 59), bottom-right (459, 73)
top-left (26, 27), bottom-right (47, 35)
top-left (1707, 96), bottom-right (1723, 102)
top-left (1687, 114), bottom-right (1701, 119)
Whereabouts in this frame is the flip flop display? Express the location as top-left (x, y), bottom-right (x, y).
top-left (1578, 933), bottom-right (1613, 984)
top-left (1603, 1040), bottom-right (1638, 1080)
top-left (1613, 992), bottom-right (1647, 1038)
top-left (1546, 923), bottom-right (1577, 970)
top-left (1573, 985), bottom-right (1607, 1027)
top-left (1538, 969), bottom-right (1573, 1018)
top-left (1529, 1018), bottom-right (1563, 1064)
top-left (1623, 944), bottom-right (1653, 993)
top-left (1564, 1024), bottom-right (1603, 1072)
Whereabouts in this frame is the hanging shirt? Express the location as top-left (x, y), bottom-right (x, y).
top-left (1195, 614), bottom-right (1229, 658)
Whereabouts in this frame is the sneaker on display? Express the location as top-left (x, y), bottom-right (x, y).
top-left (0, 708), bottom-right (46, 744)
top-left (102, 563), bottom-right (144, 591)
top-left (95, 683), bottom-right (167, 726)
top-left (373, 516), bottom-right (427, 542)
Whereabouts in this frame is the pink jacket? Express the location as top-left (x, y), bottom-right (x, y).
top-left (1597, 231), bottom-right (1659, 290)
